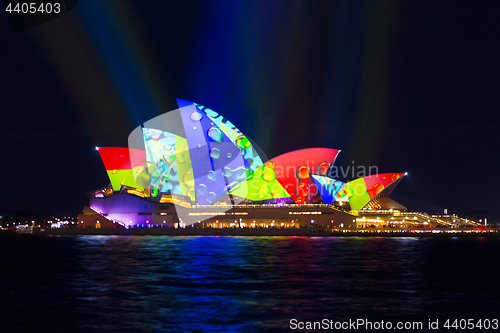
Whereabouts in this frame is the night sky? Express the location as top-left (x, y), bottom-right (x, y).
top-left (1, 1), bottom-right (499, 218)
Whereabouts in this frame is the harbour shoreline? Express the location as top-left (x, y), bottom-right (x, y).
top-left (19, 228), bottom-right (500, 237)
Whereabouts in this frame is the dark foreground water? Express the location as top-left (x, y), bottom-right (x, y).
top-left (1, 235), bottom-right (499, 332)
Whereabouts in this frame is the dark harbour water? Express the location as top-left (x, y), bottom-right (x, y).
top-left (1, 235), bottom-right (499, 332)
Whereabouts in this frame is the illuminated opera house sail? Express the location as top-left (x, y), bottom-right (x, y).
top-left (83, 99), bottom-right (407, 228)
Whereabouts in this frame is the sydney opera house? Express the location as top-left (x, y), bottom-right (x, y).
top-left (78, 99), bottom-right (421, 230)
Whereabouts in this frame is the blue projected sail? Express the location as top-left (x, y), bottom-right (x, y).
top-left (311, 174), bottom-right (346, 205)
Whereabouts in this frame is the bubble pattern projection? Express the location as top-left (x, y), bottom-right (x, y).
top-left (176, 99), bottom-right (264, 172)
top-left (178, 104), bottom-right (226, 205)
top-left (229, 161), bottom-right (290, 201)
top-left (268, 148), bottom-right (341, 205)
top-left (178, 103), bottom-right (251, 205)
top-left (96, 100), bottom-right (406, 211)
top-left (142, 128), bottom-right (194, 198)
top-left (337, 173), bottom-right (406, 210)
top-left (97, 147), bottom-right (149, 191)
top-left (310, 175), bottom-right (347, 205)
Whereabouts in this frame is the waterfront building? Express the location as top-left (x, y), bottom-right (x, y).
top-left (78, 99), bottom-right (474, 229)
